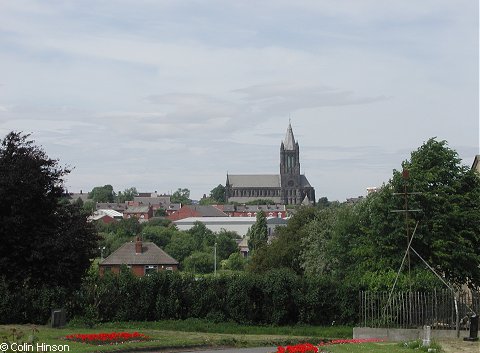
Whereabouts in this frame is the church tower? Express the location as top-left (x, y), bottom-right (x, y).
top-left (280, 122), bottom-right (302, 204)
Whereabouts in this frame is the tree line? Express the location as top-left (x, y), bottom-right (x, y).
top-left (0, 131), bottom-right (479, 325)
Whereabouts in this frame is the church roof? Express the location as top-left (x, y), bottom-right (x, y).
top-left (283, 122), bottom-right (296, 150)
top-left (227, 174), bottom-right (280, 188)
top-left (300, 175), bottom-right (312, 187)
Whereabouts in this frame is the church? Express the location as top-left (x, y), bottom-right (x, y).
top-left (225, 123), bottom-right (316, 205)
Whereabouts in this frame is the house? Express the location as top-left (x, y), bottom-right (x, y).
top-left (89, 213), bottom-right (115, 224)
top-left (123, 205), bottom-right (153, 222)
top-left (67, 190), bottom-right (90, 204)
top-left (237, 237), bottom-right (249, 258)
top-left (167, 205), bottom-right (227, 221)
top-left (99, 237), bottom-right (179, 276)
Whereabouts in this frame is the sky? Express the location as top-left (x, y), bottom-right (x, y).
top-left (0, 1), bottom-right (478, 201)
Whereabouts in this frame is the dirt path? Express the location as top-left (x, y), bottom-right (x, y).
top-left (438, 339), bottom-right (479, 353)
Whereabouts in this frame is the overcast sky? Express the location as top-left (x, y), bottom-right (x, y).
top-left (0, 1), bottom-right (478, 201)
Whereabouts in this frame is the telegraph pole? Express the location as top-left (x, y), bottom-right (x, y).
top-left (391, 168), bottom-right (422, 284)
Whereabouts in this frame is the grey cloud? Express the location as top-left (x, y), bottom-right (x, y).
top-left (234, 83), bottom-right (390, 113)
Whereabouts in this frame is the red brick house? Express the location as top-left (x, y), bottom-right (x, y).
top-left (99, 237), bottom-right (179, 276)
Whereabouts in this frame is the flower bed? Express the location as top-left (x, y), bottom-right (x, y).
top-left (277, 338), bottom-right (384, 352)
top-left (65, 332), bottom-right (149, 345)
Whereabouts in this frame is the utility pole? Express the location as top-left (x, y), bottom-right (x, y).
top-left (214, 241), bottom-right (217, 276)
top-left (391, 169), bottom-right (422, 283)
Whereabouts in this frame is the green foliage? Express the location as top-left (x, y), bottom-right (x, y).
top-left (199, 197), bottom-right (216, 205)
top-left (171, 188), bottom-right (191, 205)
top-left (116, 187), bottom-right (137, 203)
top-left (89, 185), bottom-right (115, 203)
top-left (82, 200), bottom-right (96, 214)
top-left (141, 225), bottom-right (177, 248)
top-left (245, 199), bottom-right (276, 205)
top-left (300, 138), bottom-right (480, 289)
top-left (187, 221), bottom-right (215, 249)
top-left (215, 230), bottom-right (240, 260)
top-left (247, 211), bottom-right (268, 252)
top-left (154, 208), bottom-right (167, 216)
top-left (223, 252), bottom-right (247, 271)
top-left (183, 251), bottom-right (214, 274)
top-left (69, 269), bottom-right (355, 325)
top-left (101, 217), bottom-right (141, 237)
top-left (164, 232), bottom-right (196, 262)
top-left (210, 184), bottom-right (226, 203)
top-left (0, 132), bottom-right (97, 289)
top-left (249, 206), bottom-right (318, 274)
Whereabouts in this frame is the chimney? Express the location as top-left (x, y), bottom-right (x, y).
top-left (135, 236), bottom-right (142, 254)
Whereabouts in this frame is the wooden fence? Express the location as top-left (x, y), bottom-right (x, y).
top-left (359, 290), bottom-right (480, 329)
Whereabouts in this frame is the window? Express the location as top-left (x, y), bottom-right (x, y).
top-left (144, 265), bottom-right (158, 275)
top-left (165, 267), bottom-right (173, 271)
top-left (104, 266), bottom-right (111, 273)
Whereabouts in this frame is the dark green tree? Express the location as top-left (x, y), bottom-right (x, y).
top-left (183, 251), bottom-right (214, 274)
top-left (164, 231), bottom-right (196, 262)
top-left (187, 221), bottom-right (215, 249)
top-left (171, 188), bottom-right (192, 204)
top-left (301, 138), bottom-right (480, 289)
top-left (89, 185), bottom-right (115, 203)
top-left (215, 229), bottom-right (240, 260)
top-left (0, 132), bottom-right (98, 289)
top-left (391, 138), bottom-right (480, 288)
top-left (116, 187), bottom-right (138, 202)
top-left (247, 211), bottom-right (268, 252)
top-left (248, 206), bottom-right (318, 274)
top-left (209, 184), bottom-right (226, 203)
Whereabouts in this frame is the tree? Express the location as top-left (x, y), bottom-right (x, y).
top-left (171, 188), bottom-right (191, 205)
top-left (183, 251), bottom-right (214, 274)
top-left (0, 132), bottom-right (98, 289)
top-left (223, 252), bottom-right (247, 271)
top-left (164, 232), bottom-right (196, 262)
top-left (116, 187), bottom-right (138, 203)
top-left (209, 184), bottom-right (226, 203)
top-left (301, 138), bottom-right (480, 289)
top-left (390, 138), bottom-right (480, 288)
top-left (89, 185), bottom-right (115, 203)
top-left (215, 229), bottom-right (240, 260)
top-left (248, 206), bottom-right (318, 274)
top-left (187, 221), bottom-right (215, 249)
top-left (142, 225), bottom-right (178, 248)
top-left (247, 211), bottom-right (268, 252)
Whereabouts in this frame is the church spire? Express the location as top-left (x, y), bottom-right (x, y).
top-left (283, 121), bottom-right (296, 150)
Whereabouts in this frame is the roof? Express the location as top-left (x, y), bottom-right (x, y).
top-left (235, 204), bottom-right (286, 212)
top-left (174, 216), bottom-right (285, 225)
top-left (283, 122), bottom-right (296, 150)
top-left (69, 192), bottom-right (90, 202)
top-left (89, 214), bottom-right (113, 222)
top-left (472, 155), bottom-right (480, 171)
top-left (133, 196), bottom-right (171, 206)
top-left (185, 205), bottom-right (228, 217)
top-left (227, 174), bottom-right (281, 188)
top-left (124, 206), bottom-right (151, 213)
top-left (96, 202), bottom-right (128, 211)
top-left (100, 241), bottom-right (178, 266)
top-left (300, 175), bottom-right (312, 188)
top-left (97, 209), bottom-right (123, 218)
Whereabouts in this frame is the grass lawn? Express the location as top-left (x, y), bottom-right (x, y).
top-left (0, 321), bottom-right (442, 353)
